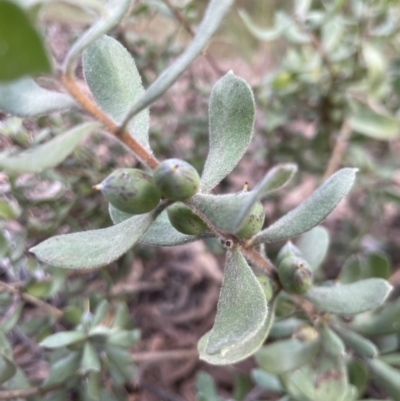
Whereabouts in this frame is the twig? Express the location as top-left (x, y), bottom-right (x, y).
top-left (389, 267), bottom-right (400, 287)
top-left (0, 384), bottom-right (63, 400)
top-left (131, 349), bottom-right (198, 362)
top-left (161, 0), bottom-right (224, 76)
top-left (240, 246), bottom-right (278, 279)
top-left (60, 74), bottom-right (159, 169)
top-left (0, 281), bottom-right (63, 320)
top-left (323, 120), bottom-right (352, 181)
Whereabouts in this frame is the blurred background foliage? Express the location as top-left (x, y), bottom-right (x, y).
top-left (2, 0), bottom-right (400, 400)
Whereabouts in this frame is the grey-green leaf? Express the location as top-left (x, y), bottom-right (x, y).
top-left (198, 296), bottom-right (277, 365)
top-left (0, 355), bottom-right (16, 385)
top-left (305, 279), bottom-right (393, 315)
top-left (122, 0), bottom-right (234, 127)
top-left (251, 369), bottom-right (283, 393)
top-left (64, 0), bottom-right (131, 73)
top-left (40, 332), bottom-right (85, 349)
top-left (43, 351), bottom-right (81, 387)
top-left (348, 107), bottom-right (400, 140)
top-left (204, 248), bottom-right (268, 355)
top-left (200, 72), bottom-right (255, 192)
top-left (81, 342), bottom-right (101, 374)
top-left (252, 168), bottom-right (358, 245)
top-left (297, 226), bottom-right (330, 271)
top-left (83, 35), bottom-right (149, 149)
top-left (368, 359), bottom-right (400, 401)
top-left (0, 0), bottom-right (51, 81)
top-left (255, 337), bottom-right (320, 375)
top-left (109, 205), bottom-right (206, 246)
top-left (30, 213), bottom-right (155, 269)
top-left (0, 122), bottom-right (100, 175)
top-left (0, 77), bottom-right (77, 116)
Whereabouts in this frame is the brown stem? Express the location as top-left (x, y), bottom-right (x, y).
top-left (131, 349), bottom-right (198, 363)
top-left (161, 0), bottom-right (224, 76)
top-left (0, 384), bottom-right (63, 400)
top-left (239, 246), bottom-right (278, 278)
top-left (323, 120), bottom-right (351, 181)
top-left (60, 74), bottom-right (159, 169)
top-left (0, 281), bottom-right (63, 320)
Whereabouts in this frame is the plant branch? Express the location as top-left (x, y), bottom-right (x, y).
top-left (0, 281), bottom-right (63, 320)
top-left (131, 349), bottom-right (198, 363)
top-left (0, 384), bottom-right (63, 400)
top-left (239, 246), bottom-right (278, 279)
top-left (323, 120), bottom-right (351, 181)
top-left (60, 73), bottom-right (159, 169)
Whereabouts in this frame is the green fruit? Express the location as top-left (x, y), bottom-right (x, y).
top-left (153, 159), bottom-right (200, 201)
top-left (167, 203), bottom-right (208, 235)
top-left (278, 255), bottom-right (313, 294)
top-left (99, 168), bottom-right (160, 214)
top-left (276, 241), bottom-right (302, 266)
top-left (235, 201), bottom-right (265, 239)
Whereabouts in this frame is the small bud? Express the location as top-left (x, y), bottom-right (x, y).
top-left (154, 158), bottom-right (200, 201)
top-left (167, 203), bottom-right (208, 235)
top-left (235, 201), bottom-right (265, 239)
top-left (276, 241), bottom-right (302, 266)
top-left (278, 255), bottom-right (313, 294)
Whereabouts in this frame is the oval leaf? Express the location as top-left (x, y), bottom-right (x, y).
top-left (83, 35), bottom-right (149, 149)
top-left (348, 107), bottom-right (400, 140)
top-left (40, 332), bottom-right (85, 349)
top-left (30, 212), bottom-right (155, 269)
top-left (305, 279), bottom-right (393, 315)
top-left (297, 226), bottom-right (330, 271)
top-left (200, 72), bottom-right (255, 192)
top-left (0, 122), bottom-right (100, 174)
top-left (255, 337), bottom-right (320, 375)
top-left (0, 77), bottom-right (77, 116)
top-left (368, 359), bottom-right (400, 401)
top-left (199, 297), bottom-right (277, 365)
top-left (64, 0), bottom-right (131, 72)
top-left (204, 248), bottom-right (268, 355)
top-left (81, 342), bottom-right (101, 374)
top-left (0, 0), bottom-right (50, 81)
top-left (109, 205), bottom-right (207, 246)
top-left (122, 0), bottom-right (235, 126)
top-left (252, 168), bottom-right (357, 245)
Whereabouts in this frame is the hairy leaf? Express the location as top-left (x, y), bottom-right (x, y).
top-left (30, 213), bottom-right (154, 269)
top-left (43, 351), bottom-right (81, 387)
top-left (122, 0), bottom-right (234, 125)
top-left (83, 35), bottom-right (149, 149)
top-left (0, 77), bottom-right (77, 116)
top-left (40, 332), bottom-right (85, 349)
top-left (64, 0), bottom-right (131, 72)
top-left (109, 205), bottom-right (206, 246)
top-left (81, 342), bottom-right (101, 374)
top-left (200, 72), bottom-right (255, 192)
top-left (305, 279), bottom-right (393, 315)
top-left (0, 122), bottom-right (100, 174)
top-left (204, 248), bottom-right (268, 355)
top-left (252, 168), bottom-right (357, 244)
top-left (368, 359), bottom-right (400, 401)
top-left (198, 297), bottom-right (277, 365)
top-left (0, 0), bottom-right (50, 81)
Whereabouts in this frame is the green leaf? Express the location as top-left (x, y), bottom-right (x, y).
top-left (111, 303), bottom-right (129, 329)
top-left (0, 77), bottom-right (77, 116)
top-left (368, 359), bottom-right (400, 401)
top-left (0, 304), bottom-right (22, 334)
top-left (348, 358), bottom-right (369, 397)
top-left (332, 325), bottom-right (378, 358)
top-left (381, 353), bottom-right (400, 367)
top-left (42, 351), bottom-right (81, 387)
top-left (204, 248), bottom-right (268, 355)
top-left (255, 337), bottom-right (320, 375)
top-left (362, 43), bottom-right (386, 94)
top-left (0, 355), bottom-right (16, 385)
top-left (105, 344), bottom-right (136, 383)
top-left (297, 226), bottom-right (330, 271)
top-left (339, 255), bottom-right (362, 284)
top-left (350, 297), bottom-right (400, 336)
top-left (196, 372), bottom-right (221, 401)
top-left (40, 331), bottom-right (86, 349)
top-left (0, 0), bottom-right (51, 81)
top-left (92, 300), bottom-right (109, 326)
top-left (81, 342), bottom-right (101, 374)
top-left (362, 252), bottom-right (391, 280)
top-left (348, 107), bottom-right (400, 140)
top-left (107, 330), bottom-right (140, 348)
top-left (198, 296), bottom-right (277, 365)
top-left (122, 0), bottom-right (234, 126)
top-left (305, 279), bottom-right (392, 315)
top-left (0, 122), bottom-right (100, 174)
top-left (0, 199), bottom-right (15, 220)
top-left (109, 205), bottom-right (205, 246)
top-left (83, 35), bottom-right (149, 149)
top-left (0, 232), bottom-right (8, 260)
top-left (30, 212), bottom-right (155, 269)
top-left (200, 72), bottom-right (255, 192)
top-left (252, 168), bottom-right (358, 244)
top-left (64, 0), bottom-right (131, 73)
top-left (86, 371), bottom-right (100, 400)
top-left (251, 369), bottom-right (283, 393)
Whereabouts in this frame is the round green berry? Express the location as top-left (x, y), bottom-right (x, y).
top-left (167, 203), bottom-right (208, 235)
top-left (278, 255), bottom-right (313, 295)
top-left (235, 201), bottom-right (265, 239)
top-left (153, 159), bottom-right (200, 201)
top-left (99, 168), bottom-right (160, 214)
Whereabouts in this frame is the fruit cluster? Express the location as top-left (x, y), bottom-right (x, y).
top-left (97, 158), bottom-right (266, 239)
